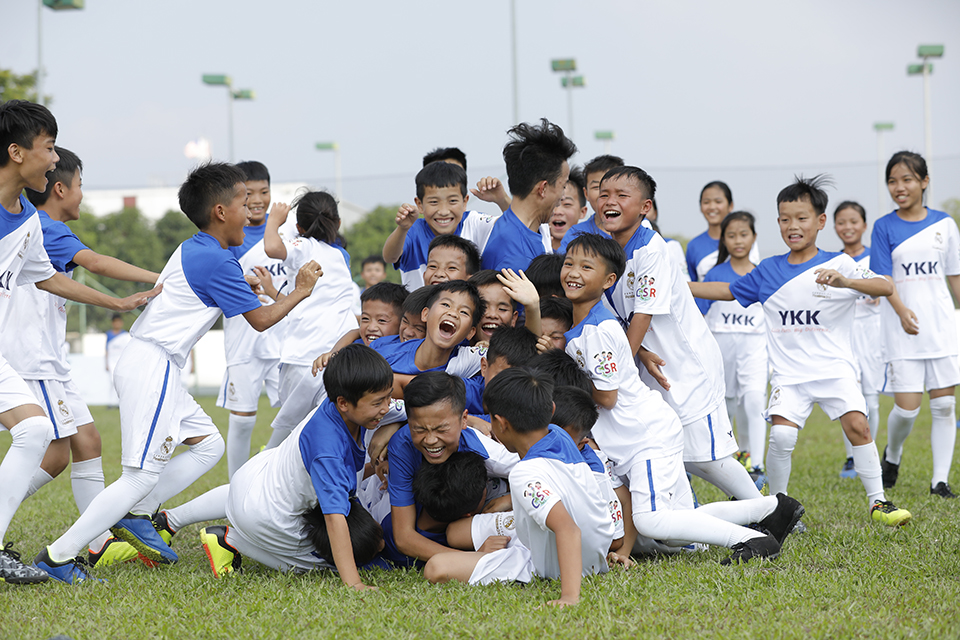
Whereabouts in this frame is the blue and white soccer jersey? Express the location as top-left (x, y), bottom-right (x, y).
top-left (847, 248), bottom-right (885, 394)
top-left (122, 232), bottom-right (261, 471)
top-left (557, 215), bottom-right (610, 254)
top-left (225, 400), bottom-right (365, 570)
top-left (686, 231), bottom-right (761, 313)
top-left (395, 211), bottom-right (496, 291)
top-left (703, 261), bottom-right (768, 401)
top-left (371, 337), bottom-right (483, 378)
top-left (871, 209), bottom-right (960, 392)
top-left (604, 225), bottom-right (733, 462)
top-left (730, 250), bottom-right (877, 425)
top-left (480, 208), bottom-right (546, 273)
top-left (217, 222), bottom-right (286, 412)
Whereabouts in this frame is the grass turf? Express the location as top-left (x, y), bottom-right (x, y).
top-left (2, 395), bottom-right (959, 639)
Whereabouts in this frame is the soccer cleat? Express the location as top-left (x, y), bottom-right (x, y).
top-left (734, 450), bottom-right (752, 470)
top-left (152, 510), bottom-right (177, 546)
top-left (792, 520), bottom-right (808, 534)
top-left (839, 457), bottom-right (858, 479)
top-left (871, 500), bottom-right (912, 527)
top-left (930, 482), bottom-right (957, 499)
top-left (200, 526), bottom-right (242, 578)
top-left (881, 447), bottom-right (899, 489)
top-left (721, 533), bottom-right (780, 565)
top-left (111, 513), bottom-right (178, 565)
top-left (758, 493), bottom-right (805, 545)
top-left (88, 537), bottom-right (139, 567)
top-left (0, 543), bottom-right (49, 585)
top-left (34, 547), bottom-right (97, 584)
top-left (749, 466), bottom-right (768, 493)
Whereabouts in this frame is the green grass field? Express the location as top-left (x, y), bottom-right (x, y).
top-left (3, 395), bottom-right (959, 640)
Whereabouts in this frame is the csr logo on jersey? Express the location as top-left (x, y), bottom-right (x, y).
top-left (609, 500), bottom-right (623, 523)
top-left (523, 481), bottom-right (552, 509)
top-left (636, 275), bottom-right (656, 302)
top-left (778, 309), bottom-right (820, 326)
top-left (902, 261), bottom-right (938, 276)
top-left (592, 351), bottom-right (617, 379)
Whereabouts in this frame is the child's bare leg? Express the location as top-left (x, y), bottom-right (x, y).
top-left (424, 551), bottom-right (486, 584)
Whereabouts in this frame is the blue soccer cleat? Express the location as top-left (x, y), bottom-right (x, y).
top-left (34, 547), bottom-right (99, 584)
top-left (111, 513), bottom-right (178, 565)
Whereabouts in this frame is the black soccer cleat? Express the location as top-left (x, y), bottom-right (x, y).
top-left (721, 533), bottom-right (781, 566)
top-left (758, 493), bottom-right (805, 545)
top-left (930, 482), bottom-right (957, 499)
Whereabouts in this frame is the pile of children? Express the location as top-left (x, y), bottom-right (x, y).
top-left (1, 101), bottom-right (955, 607)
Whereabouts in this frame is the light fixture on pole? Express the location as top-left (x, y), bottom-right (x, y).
top-left (37, 0), bottom-right (84, 106)
top-left (551, 59), bottom-right (584, 142)
top-left (873, 122), bottom-right (894, 215)
top-left (908, 44), bottom-right (943, 206)
top-left (202, 74), bottom-right (255, 162)
top-left (316, 142), bottom-right (342, 200)
top-left (595, 130), bottom-right (615, 155)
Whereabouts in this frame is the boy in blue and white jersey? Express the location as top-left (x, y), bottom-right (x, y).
top-left (36, 162), bottom-right (323, 583)
top-left (556, 154), bottom-right (622, 254)
top-left (215, 161), bottom-right (288, 479)
top-left (383, 162), bottom-right (495, 291)
top-left (691, 175), bottom-right (911, 527)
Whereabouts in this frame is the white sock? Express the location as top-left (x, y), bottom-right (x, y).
top-left (864, 393), bottom-right (880, 441)
top-left (929, 396), bottom-right (956, 486)
top-left (24, 468), bottom-right (55, 500)
top-left (131, 433), bottom-right (224, 515)
top-left (0, 416), bottom-right (54, 543)
top-left (633, 509), bottom-right (765, 549)
top-left (725, 397), bottom-right (744, 449)
top-left (766, 425), bottom-right (799, 496)
top-left (852, 442), bottom-right (885, 504)
top-left (842, 431), bottom-right (854, 459)
top-left (697, 495), bottom-right (778, 524)
top-left (685, 458), bottom-right (763, 500)
top-left (742, 391), bottom-right (767, 469)
top-left (47, 466), bottom-right (160, 562)
top-left (735, 398), bottom-right (749, 451)
top-left (165, 484), bottom-right (230, 530)
top-left (70, 457), bottom-right (105, 513)
top-left (265, 426), bottom-right (293, 450)
top-left (885, 404), bottom-right (919, 464)
top-left (226, 414), bottom-right (257, 480)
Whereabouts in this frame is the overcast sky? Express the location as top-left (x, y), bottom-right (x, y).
top-left (2, 0), bottom-right (959, 253)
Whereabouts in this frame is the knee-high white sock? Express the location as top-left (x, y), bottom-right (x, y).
top-left (70, 457), bottom-right (105, 513)
top-left (226, 414), bottom-right (257, 480)
top-left (697, 495), bottom-right (778, 524)
top-left (0, 416), bottom-right (53, 543)
top-left (264, 426), bottom-right (293, 450)
top-left (47, 466), bottom-right (160, 562)
top-left (929, 396), bottom-right (956, 486)
top-left (165, 484), bottom-right (230, 530)
top-left (633, 509), bottom-right (765, 549)
top-left (885, 404), bottom-right (919, 464)
top-left (766, 425), bottom-right (798, 496)
top-left (742, 391), bottom-right (767, 469)
top-left (842, 431), bottom-right (854, 459)
top-left (864, 393), bottom-right (880, 442)
top-left (24, 468), bottom-right (55, 500)
top-left (686, 458), bottom-right (763, 500)
top-left (726, 397), bottom-right (744, 449)
top-left (131, 433), bottom-right (224, 515)
top-left (852, 442), bottom-right (885, 504)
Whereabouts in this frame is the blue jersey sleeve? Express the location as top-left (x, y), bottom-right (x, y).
top-left (42, 221), bottom-right (88, 272)
top-left (386, 427), bottom-right (421, 508)
top-left (298, 420), bottom-right (355, 516)
top-left (869, 219), bottom-right (894, 277)
top-left (463, 376), bottom-right (485, 415)
top-left (729, 264), bottom-right (762, 307)
top-left (206, 259), bottom-right (262, 318)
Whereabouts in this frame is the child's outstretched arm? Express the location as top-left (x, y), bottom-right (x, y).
top-left (688, 281), bottom-right (734, 301)
top-left (382, 204), bottom-right (419, 264)
top-left (324, 512), bottom-right (377, 591)
top-left (470, 177), bottom-right (511, 213)
top-left (392, 504), bottom-right (455, 561)
top-left (815, 269), bottom-right (893, 298)
top-left (544, 501), bottom-right (582, 608)
top-left (244, 261), bottom-right (321, 332)
top-left (497, 268), bottom-right (541, 335)
top-left (312, 329), bottom-right (363, 375)
top-left (263, 202), bottom-right (292, 260)
top-left (73, 250), bottom-right (159, 284)
top-left (36, 272), bottom-right (162, 310)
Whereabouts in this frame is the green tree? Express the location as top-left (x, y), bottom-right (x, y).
top-left (156, 209), bottom-right (197, 261)
top-left (0, 68), bottom-right (39, 103)
top-left (342, 204), bottom-right (402, 284)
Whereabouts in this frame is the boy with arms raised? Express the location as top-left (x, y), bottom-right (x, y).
top-left (556, 154), bottom-right (623, 254)
top-left (35, 162), bottom-right (323, 583)
top-left (690, 176), bottom-right (911, 526)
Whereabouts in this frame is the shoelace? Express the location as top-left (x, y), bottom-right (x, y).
top-left (1, 541), bottom-right (25, 561)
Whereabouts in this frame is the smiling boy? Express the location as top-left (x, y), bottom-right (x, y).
top-left (423, 235), bottom-right (480, 286)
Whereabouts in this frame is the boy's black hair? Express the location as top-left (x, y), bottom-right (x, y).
top-left (403, 284), bottom-right (436, 316)
top-left (416, 161), bottom-right (467, 200)
top-left (531, 349), bottom-right (593, 395)
top-left (551, 386), bottom-right (599, 439)
top-left (484, 367), bottom-right (554, 433)
top-left (833, 200), bottom-right (867, 223)
top-left (487, 326), bottom-right (539, 368)
top-left (404, 371), bottom-right (466, 416)
top-left (178, 162), bottom-right (247, 230)
top-left (600, 165), bottom-right (657, 201)
top-left (525, 253), bottom-right (565, 299)
top-left (427, 234), bottom-right (481, 276)
top-left (323, 343), bottom-right (394, 405)
top-left (235, 160), bottom-right (270, 184)
top-left (715, 211), bottom-right (757, 266)
top-left (361, 254), bottom-right (387, 269)
top-left (777, 174), bottom-right (833, 216)
top-left (361, 282), bottom-right (408, 318)
top-left (700, 180), bottom-right (733, 205)
top-left (111, 313), bottom-right (123, 322)
top-left (426, 279), bottom-right (485, 325)
top-left (467, 269), bottom-right (515, 311)
top-left (885, 151), bottom-right (928, 184)
top-left (583, 154), bottom-right (624, 180)
top-left (423, 147), bottom-right (468, 172)
top-left (566, 165), bottom-right (587, 208)
top-left (26, 145), bottom-right (81, 207)
top-left (302, 497), bottom-right (384, 566)
top-left (413, 452), bottom-right (487, 523)
top-left (565, 233), bottom-right (626, 282)
top-left (502, 118), bottom-right (577, 199)
top-left (539, 296), bottom-right (573, 329)
top-left (0, 100), bottom-right (58, 169)
top-left (293, 190), bottom-right (345, 246)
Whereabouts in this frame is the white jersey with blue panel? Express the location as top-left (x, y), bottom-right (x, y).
top-left (702, 261), bottom-right (765, 335)
top-left (395, 211), bottom-right (496, 291)
top-left (850, 248), bottom-right (881, 322)
top-left (729, 250), bottom-right (877, 385)
top-left (579, 444), bottom-right (625, 539)
top-left (686, 230), bottom-right (762, 283)
top-left (130, 232), bottom-right (262, 369)
top-left (1, 211), bottom-right (87, 381)
top-left (480, 208), bottom-right (546, 273)
top-left (565, 300), bottom-right (684, 469)
top-left (509, 425), bottom-right (614, 580)
top-left (0, 195), bottom-right (56, 335)
top-left (557, 214), bottom-right (610, 254)
top-left (604, 225), bottom-right (726, 425)
top-left (370, 337), bottom-right (482, 378)
top-left (870, 209), bottom-right (960, 361)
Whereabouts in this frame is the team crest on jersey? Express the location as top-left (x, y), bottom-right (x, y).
top-left (228, 382), bottom-right (236, 400)
top-left (154, 436), bottom-right (176, 463)
top-left (57, 399), bottom-right (70, 418)
top-left (523, 481), bottom-right (551, 509)
top-left (17, 233), bottom-right (30, 259)
top-left (575, 349), bottom-right (585, 369)
top-left (624, 271), bottom-right (636, 299)
top-left (592, 351), bottom-right (617, 379)
top-left (813, 282), bottom-right (831, 299)
top-left (636, 275), bottom-right (656, 301)
top-left (495, 513), bottom-right (516, 536)
top-left (935, 231), bottom-right (944, 248)
top-left (770, 387), bottom-right (782, 407)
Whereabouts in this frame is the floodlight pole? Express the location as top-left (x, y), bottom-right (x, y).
top-left (510, 0), bottom-right (518, 125)
top-left (908, 45), bottom-right (943, 207)
top-left (873, 123), bottom-right (894, 214)
top-left (202, 75), bottom-right (254, 162)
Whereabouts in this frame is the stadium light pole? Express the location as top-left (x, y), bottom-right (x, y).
top-left (551, 59), bottom-right (584, 142)
top-left (595, 130), bottom-right (614, 155)
top-left (316, 142), bottom-right (342, 200)
top-left (873, 122), bottom-right (894, 215)
top-left (202, 75), bottom-right (255, 162)
top-left (908, 44), bottom-right (943, 207)
top-left (36, 0), bottom-right (84, 106)
top-left (510, 0), bottom-right (518, 125)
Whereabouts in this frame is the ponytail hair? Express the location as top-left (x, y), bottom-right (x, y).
top-left (716, 211), bottom-right (756, 267)
top-left (293, 190), bottom-right (346, 248)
